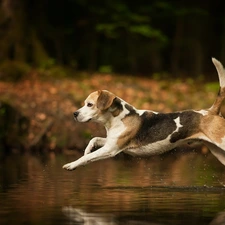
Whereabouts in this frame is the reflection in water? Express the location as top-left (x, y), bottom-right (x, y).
top-left (62, 207), bottom-right (117, 225)
top-left (62, 206), bottom-right (163, 225)
top-left (62, 206), bottom-right (225, 225)
top-left (1, 151), bottom-right (225, 225)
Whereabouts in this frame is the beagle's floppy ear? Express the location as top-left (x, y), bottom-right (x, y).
top-left (97, 90), bottom-right (116, 110)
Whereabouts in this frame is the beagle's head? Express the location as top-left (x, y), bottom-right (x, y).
top-left (74, 90), bottom-right (121, 123)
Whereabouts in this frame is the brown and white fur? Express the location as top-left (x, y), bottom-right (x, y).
top-left (63, 58), bottom-right (225, 171)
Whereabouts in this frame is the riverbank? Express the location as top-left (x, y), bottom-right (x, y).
top-left (0, 72), bottom-right (221, 152)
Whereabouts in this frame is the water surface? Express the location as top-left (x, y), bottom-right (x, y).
top-left (1, 151), bottom-right (225, 225)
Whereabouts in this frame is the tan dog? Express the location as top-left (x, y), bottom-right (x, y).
top-left (63, 58), bottom-right (225, 171)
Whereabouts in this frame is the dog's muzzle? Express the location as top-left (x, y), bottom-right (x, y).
top-left (74, 111), bottom-right (79, 120)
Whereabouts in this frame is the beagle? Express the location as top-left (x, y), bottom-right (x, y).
top-left (63, 58), bottom-right (225, 170)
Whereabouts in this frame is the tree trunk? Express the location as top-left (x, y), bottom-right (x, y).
top-left (0, 0), bottom-right (50, 66)
top-left (190, 39), bottom-right (203, 77)
top-left (170, 18), bottom-right (183, 76)
top-left (31, 30), bottom-right (50, 67)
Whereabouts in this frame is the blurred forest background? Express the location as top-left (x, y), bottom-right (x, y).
top-left (0, 0), bottom-right (225, 152)
top-left (0, 0), bottom-right (225, 77)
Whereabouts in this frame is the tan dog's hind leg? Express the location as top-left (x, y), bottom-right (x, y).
top-left (204, 142), bottom-right (225, 165)
top-left (201, 115), bottom-right (225, 165)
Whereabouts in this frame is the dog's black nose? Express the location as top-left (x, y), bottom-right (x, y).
top-left (74, 111), bottom-right (79, 118)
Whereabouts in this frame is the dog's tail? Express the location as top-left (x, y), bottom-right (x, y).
top-left (209, 58), bottom-right (225, 115)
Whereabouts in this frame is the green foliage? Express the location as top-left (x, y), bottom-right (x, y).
top-left (205, 82), bottom-right (219, 92)
top-left (98, 65), bottom-right (113, 73)
top-left (0, 61), bottom-right (31, 81)
top-left (96, 23), bottom-right (119, 38)
top-left (0, 0), bottom-right (222, 77)
top-left (37, 60), bottom-right (73, 78)
top-left (129, 25), bottom-right (167, 42)
top-left (39, 66), bottom-right (69, 78)
top-left (94, 2), bottom-right (167, 43)
top-left (39, 59), bottom-right (56, 70)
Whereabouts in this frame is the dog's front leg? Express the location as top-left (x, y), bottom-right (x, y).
top-left (63, 145), bottom-right (120, 171)
top-left (84, 137), bottom-right (106, 155)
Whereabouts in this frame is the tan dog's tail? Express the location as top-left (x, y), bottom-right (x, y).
top-left (209, 58), bottom-right (225, 115)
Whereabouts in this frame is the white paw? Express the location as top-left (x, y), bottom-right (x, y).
top-left (62, 162), bottom-right (76, 171)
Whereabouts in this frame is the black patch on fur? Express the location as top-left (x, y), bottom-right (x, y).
top-left (125, 103), bottom-right (137, 115)
top-left (113, 98), bottom-right (123, 110)
top-left (170, 111), bottom-right (202, 143)
top-left (134, 111), bottom-right (202, 145)
top-left (135, 112), bottom-right (177, 145)
top-left (111, 98), bottom-right (123, 116)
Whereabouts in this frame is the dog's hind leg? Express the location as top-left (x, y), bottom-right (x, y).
top-left (200, 115), bottom-right (225, 165)
top-left (204, 141), bottom-right (225, 166)
top-left (209, 58), bottom-right (225, 115)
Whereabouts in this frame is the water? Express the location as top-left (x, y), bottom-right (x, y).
top-left (1, 151), bottom-right (225, 225)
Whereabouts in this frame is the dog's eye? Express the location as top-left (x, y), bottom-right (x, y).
top-left (87, 103), bottom-right (93, 107)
